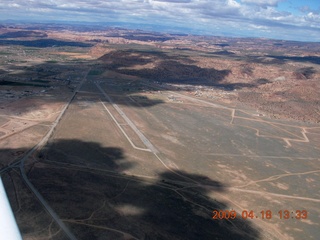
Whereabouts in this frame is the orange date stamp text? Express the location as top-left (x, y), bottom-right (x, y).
top-left (212, 209), bottom-right (308, 220)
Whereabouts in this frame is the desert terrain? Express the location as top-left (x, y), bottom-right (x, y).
top-left (0, 23), bottom-right (319, 240)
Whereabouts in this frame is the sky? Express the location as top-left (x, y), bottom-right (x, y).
top-left (0, 0), bottom-right (319, 42)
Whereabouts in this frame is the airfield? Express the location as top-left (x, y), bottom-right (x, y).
top-left (0, 26), bottom-right (319, 240)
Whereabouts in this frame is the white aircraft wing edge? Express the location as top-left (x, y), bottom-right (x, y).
top-left (0, 177), bottom-right (22, 240)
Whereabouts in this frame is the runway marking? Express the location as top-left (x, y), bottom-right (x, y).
top-left (96, 82), bottom-right (200, 184)
top-left (96, 82), bottom-right (157, 153)
top-left (100, 100), bottom-right (151, 152)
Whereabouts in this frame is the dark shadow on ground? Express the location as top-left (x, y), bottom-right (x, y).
top-left (266, 55), bottom-right (320, 65)
top-left (1, 139), bottom-right (261, 240)
top-left (98, 50), bottom-right (231, 87)
top-left (0, 31), bottom-right (48, 39)
top-left (0, 56), bottom-right (166, 113)
top-left (39, 139), bottom-right (134, 171)
top-left (215, 77), bottom-right (271, 91)
top-left (116, 94), bottom-right (165, 108)
top-left (244, 54), bottom-right (320, 66)
top-left (211, 50), bottom-right (236, 56)
top-left (0, 39), bottom-right (93, 48)
top-left (97, 49), bottom-right (275, 91)
top-left (294, 67), bottom-right (317, 79)
top-left (1, 43), bottom-right (282, 119)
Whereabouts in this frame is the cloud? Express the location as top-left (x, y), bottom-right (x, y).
top-left (305, 12), bottom-right (320, 25)
top-left (150, 0), bottom-right (193, 3)
top-left (241, 0), bottom-right (283, 7)
top-left (0, 0), bottom-right (319, 41)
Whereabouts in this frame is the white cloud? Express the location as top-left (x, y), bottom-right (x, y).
top-left (241, 0), bottom-right (282, 7)
top-left (305, 12), bottom-right (320, 27)
top-left (151, 0), bottom-right (193, 3)
top-left (0, 0), bottom-right (319, 41)
top-left (8, 3), bottom-right (21, 8)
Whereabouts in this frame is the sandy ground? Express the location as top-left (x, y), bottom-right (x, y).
top-left (1, 72), bottom-right (318, 239)
top-left (0, 38), bottom-right (319, 239)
